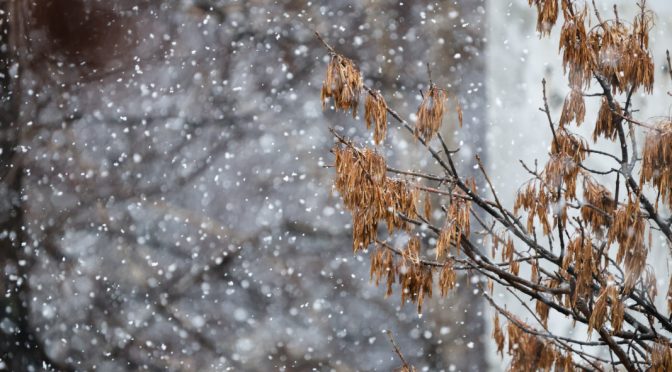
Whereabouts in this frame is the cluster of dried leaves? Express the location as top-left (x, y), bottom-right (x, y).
top-left (316, 0), bottom-right (672, 370)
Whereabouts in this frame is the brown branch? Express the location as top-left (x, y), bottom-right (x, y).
top-left (667, 50), bottom-right (672, 83)
top-left (385, 330), bottom-right (412, 370)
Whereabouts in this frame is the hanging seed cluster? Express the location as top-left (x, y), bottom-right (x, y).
top-left (515, 180), bottom-right (553, 236)
top-left (321, 54), bottom-right (363, 117)
top-left (369, 241), bottom-right (455, 313)
top-left (580, 177), bottom-right (615, 236)
top-left (515, 129), bottom-right (588, 235)
top-left (436, 192), bottom-right (471, 259)
top-left (492, 312), bottom-right (575, 371)
top-left (607, 199), bottom-right (648, 293)
top-left (559, 88), bottom-right (585, 127)
top-left (591, 10), bottom-right (655, 95)
top-left (588, 283), bottom-right (624, 336)
top-left (530, 0), bottom-right (559, 36)
top-left (563, 235), bottom-right (598, 305)
top-left (333, 145), bottom-right (417, 251)
top-left (552, 1), bottom-right (654, 130)
top-left (593, 97), bottom-right (622, 141)
top-left (551, 128), bottom-right (588, 164)
top-left (651, 342), bottom-right (672, 372)
top-left (321, 51), bottom-right (392, 145)
top-left (364, 91), bottom-right (388, 145)
top-left (332, 140), bottom-right (464, 311)
top-left (641, 121), bottom-right (672, 208)
top-left (559, 6), bottom-right (591, 89)
top-left (415, 86), bottom-right (447, 142)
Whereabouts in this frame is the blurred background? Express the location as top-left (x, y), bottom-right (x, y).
top-left (2, 0), bottom-right (671, 371)
top-left (0, 1), bottom-right (487, 371)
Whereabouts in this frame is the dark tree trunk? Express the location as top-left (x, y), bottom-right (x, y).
top-left (0, 2), bottom-right (60, 370)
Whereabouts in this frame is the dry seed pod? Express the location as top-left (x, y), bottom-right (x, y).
top-left (593, 97), bottom-right (622, 141)
top-left (332, 141), bottom-right (422, 254)
top-left (641, 121), bottom-right (672, 208)
top-left (332, 145), bottom-right (387, 251)
top-left (364, 91), bottom-right (388, 144)
top-left (552, 128), bottom-right (588, 164)
top-left (492, 315), bottom-right (505, 356)
top-left (567, 235), bottom-right (598, 305)
top-left (559, 88), bottom-right (586, 127)
top-left (554, 352), bottom-right (574, 372)
top-left (535, 299), bottom-right (550, 328)
top-left (438, 260), bottom-right (456, 296)
top-left (382, 179), bottom-right (418, 233)
top-left (506, 318), bottom-right (559, 370)
top-left (608, 199), bottom-right (647, 293)
top-left (456, 100), bottom-right (463, 128)
top-left (580, 177), bottom-right (615, 236)
top-left (321, 54), bottom-right (363, 117)
top-left (559, 7), bottom-right (592, 88)
top-left (533, 0), bottom-right (559, 36)
top-left (423, 192), bottom-right (432, 221)
top-left (595, 22), bottom-right (630, 93)
top-left (622, 36), bottom-right (654, 94)
top-left (514, 180), bottom-right (552, 236)
top-left (650, 341), bottom-right (672, 371)
top-left (626, 10), bottom-right (655, 93)
top-left (415, 86), bottom-right (447, 142)
top-left (588, 286), bottom-right (611, 337)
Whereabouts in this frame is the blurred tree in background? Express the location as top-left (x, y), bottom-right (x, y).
top-left (0, 1), bottom-right (486, 370)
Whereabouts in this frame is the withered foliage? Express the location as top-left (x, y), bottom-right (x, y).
top-left (514, 130), bottom-right (588, 234)
top-left (436, 192), bottom-right (471, 259)
top-left (608, 198), bottom-right (648, 293)
top-left (456, 100), bottom-right (463, 128)
top-left (559, 88), bottom-right (585, 127)
top-left (515, 180), bottom-right (553, 236)
top-left (333, 145), bottom-right (418, 251)
top-left (415, 86), bottom-right (447, 142)
top-left (364, 90), bottom-right (388, 145)
top-left (580, 177), bottom-right (615, 236)
top-left (559, 5), bottom-right (591, 89)
top-left (641, 121), bottom-right (672, 208)
top-left (563, 235), bottom-right (597, 305)
top-left (492, 315), bottom-right (505, 357)
top-left (369, 241), bottom-right (455, 313)
top-left (492, 309), bottom-right (577, 371)
top-left (590, 10), bottom-right (654, 94)
top-left (321, 54), bottom-right (362, 117)
top-left (529, 0), bottom-right (559, 36)
top-left (588, 283), bottom-right (624, 336)
top-left (651, 341), bottom-right (672, 372)
top-left (552, 128), bottom-right (588, 164)
top-left (593, 97), bottom-right (622, 141)
top-left (505, 316), bottom-right (569, 371)
top-left (438, 259), bottom-right (456, 297)
top-left (316, 1), bottom-right (672, 368)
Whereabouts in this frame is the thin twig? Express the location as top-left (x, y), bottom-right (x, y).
top-left (385, 330), bottom-right (412, 370)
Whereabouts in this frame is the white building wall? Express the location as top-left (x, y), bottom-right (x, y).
top-left (485, 1), bottom-right (672, 369)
